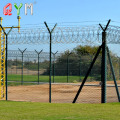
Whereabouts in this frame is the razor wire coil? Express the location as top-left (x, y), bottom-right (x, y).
top-left (2, 24), bottom-right (120, 45)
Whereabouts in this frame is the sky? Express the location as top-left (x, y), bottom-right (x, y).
top-left (1, 0), bottom-right (120, 55)
top-left (1, 0), bottom-right (120, 26)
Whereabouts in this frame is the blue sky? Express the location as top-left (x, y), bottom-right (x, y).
top-left (1, 0), bottom-right (120, 26)
top-left (1, 0), bottom-right (120, 55)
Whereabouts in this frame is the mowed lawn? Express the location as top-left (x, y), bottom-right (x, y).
top-left (8, 74), bottom-right (93, 83)
top-left (0, 101), bottom-right (120, 120)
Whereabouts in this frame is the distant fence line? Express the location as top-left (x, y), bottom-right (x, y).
top-left (8, 50), bottom-right (120, 82)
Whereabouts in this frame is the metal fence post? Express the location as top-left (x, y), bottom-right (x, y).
top-left (99, 19), bottom-right (111, 103)
top-left (44, 22), bottom-right (57, 103)
top-left (18, 48), bottom-right (27, 85)
top-left (35, 50), bottom-right (43, 84)
top-left (107, 47), bottom-right (120, 102)
top-left (90, 55), bottom-right (93, 81)
top-left (16, 56), bottom-right (17, 74)
top-left (52, 51), bottom-right (58, 83)
top-left (67, 56), bottom-right (69, 83)
top-left (101, 31), bottom-right (107, 103)
top-left (27, 57), bottom-right (29, 75)
top-left (67, 52), bottom-right (72, 83)
top-left (79, 56), bottom-right (81, 82)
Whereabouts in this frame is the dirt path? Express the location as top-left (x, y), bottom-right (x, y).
top-left (8, 81), bottom-right (120, 103)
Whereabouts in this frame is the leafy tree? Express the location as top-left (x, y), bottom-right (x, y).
top-left (73, 45), bottom-right (102, 55)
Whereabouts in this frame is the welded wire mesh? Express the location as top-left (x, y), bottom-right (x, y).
top-left (4, 22), bottom-right (120, 103)
top-left (7, 50), bottom-right (102, 103)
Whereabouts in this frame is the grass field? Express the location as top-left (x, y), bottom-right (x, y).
top-left (8, 74), bottom-right (96, 83)
top-left (0, 101), bottom-right (120, 120)
top-left (7, 74), bottom-right (85, 86)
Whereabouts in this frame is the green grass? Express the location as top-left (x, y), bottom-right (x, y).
top-left (0, 101), bottom-right (120, 120)
top-left (8, 74), bottom-right (86, 83)
top-left (8, 74), bottom-right (96, 83)
top-left (7, 74), bottom-right (100, 86)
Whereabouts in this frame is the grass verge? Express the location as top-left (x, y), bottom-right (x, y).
top-left (0, 101), bottom-right (120, 120)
